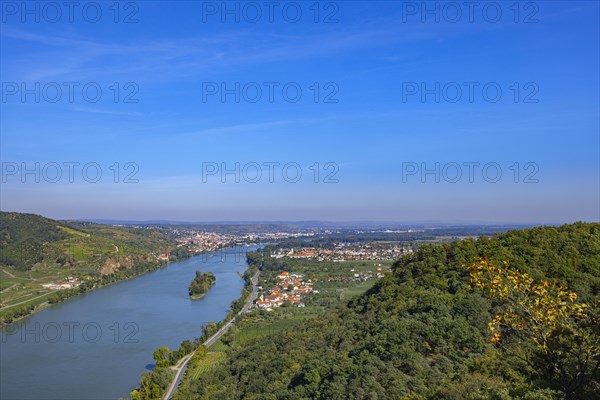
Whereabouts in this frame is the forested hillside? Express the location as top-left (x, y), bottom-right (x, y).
top-left (0, 212), bottom-right (183, 270)
top-left (0, 212), bottom-right (70, 269)
top-left (176, 223), bottom-right (599, 400)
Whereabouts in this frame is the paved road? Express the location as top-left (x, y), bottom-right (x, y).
top-left (163, 270), bottom-right (260, 400)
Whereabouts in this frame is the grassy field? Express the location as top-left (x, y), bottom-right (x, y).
top-left (0, 267), bottom-right (77, 308)
top-left (187, 351), bottom-right (227, 380)
top-left (209, 307), bottom-right (323, 351)
top-left (340, 279), bottom-right (378, 301)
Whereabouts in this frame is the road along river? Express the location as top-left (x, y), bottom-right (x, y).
top-left (0, 246), bottom-right (260, 400)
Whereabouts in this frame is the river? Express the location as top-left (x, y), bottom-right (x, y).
top-left (0, 246), bottom-right (259, 400)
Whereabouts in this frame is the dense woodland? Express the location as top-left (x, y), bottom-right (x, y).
top-left (176, 223), bottom-right (599, 399)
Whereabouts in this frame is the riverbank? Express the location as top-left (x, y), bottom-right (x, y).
top-left (1, 246), bottom-right (259, 400)
top-left (0, 212), bottom-right (198, 327)
top-left (160, 269), bottom-right (261, 400)
top-left (0, 253), bottom-right (192, 327)
top-left (129, 247), bottom-right (263, 400)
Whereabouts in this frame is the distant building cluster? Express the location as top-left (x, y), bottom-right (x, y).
top-left (326, 264), bottom-right (388, 282)
top-left (41, 276), bottom-right (81, 290)
top-left (270, 245), bottom-right (412, 261)
top-left (175, 231), bottom-right (240, 253)
top-left (173, 230), bottom-right (314, 254)
top-left (255, 272), bottom-right (315, 310)
top-left (156, 253), bottom-right (170, 261)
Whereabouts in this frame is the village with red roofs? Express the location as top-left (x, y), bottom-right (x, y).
top-left (255, 271), bottom-right (316, 310)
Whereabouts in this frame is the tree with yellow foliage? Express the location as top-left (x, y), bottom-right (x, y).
top-left (468, 258), bottom-right (599, 399)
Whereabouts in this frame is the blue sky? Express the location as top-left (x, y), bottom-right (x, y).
top-left (1, 1), bottom-right (598, 223)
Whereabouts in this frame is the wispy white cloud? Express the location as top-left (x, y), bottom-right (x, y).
top-left (71, 106), bottom-right (143, 116)
top-left (1, 21), bottom-right (433, 83)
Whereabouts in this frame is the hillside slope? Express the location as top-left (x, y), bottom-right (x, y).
top-left (175, 223), bottom-right (599, 400)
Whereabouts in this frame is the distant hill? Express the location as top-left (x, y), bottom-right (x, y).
top-left (0, 211), bottom-right (178, 271)
top-left (83, 218), bottom-right (534, 230)
top-left (0, 212), bottom-right (70, 269)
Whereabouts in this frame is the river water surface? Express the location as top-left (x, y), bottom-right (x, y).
top-left (0, 246), bottom-right (258, 400)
